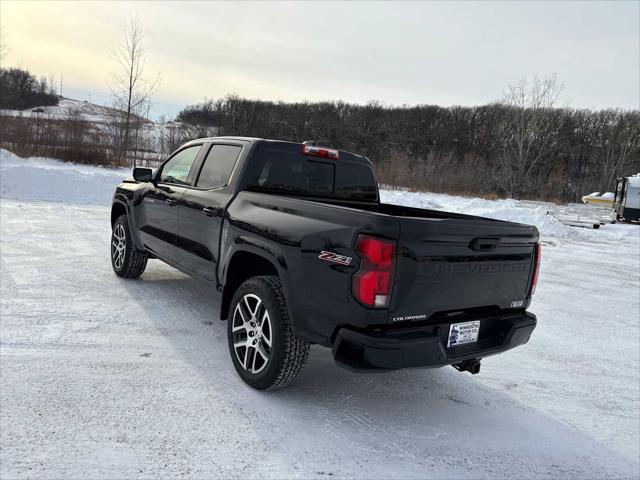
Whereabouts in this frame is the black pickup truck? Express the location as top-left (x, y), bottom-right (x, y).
top-left (111, 137), bottom-right (540, 390)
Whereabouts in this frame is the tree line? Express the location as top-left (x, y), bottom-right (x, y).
top-left (0, 67), bottom-right (59, 110)
top-left (178, 84), bottom-right (640, 202)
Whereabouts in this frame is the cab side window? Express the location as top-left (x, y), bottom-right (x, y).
top-left (196, 144), bottom-right (242, 189)
top-left (159, 145), bottom-right (201, 185)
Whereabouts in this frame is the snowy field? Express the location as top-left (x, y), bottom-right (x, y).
top-left (1, 150), bottom-right (639, 479)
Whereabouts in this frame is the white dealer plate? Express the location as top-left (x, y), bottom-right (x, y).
top-left (447, 320), bottom-right (480, 347)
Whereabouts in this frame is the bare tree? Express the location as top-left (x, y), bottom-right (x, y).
top-left (590, 110), bottom-right (640, 192)
top-left (48, 74), bottom-right (57, 96)
top-left (497, 74), bottom-right (563, 198)
top-left (0, 26), bottom-right (10, 66)
top-left (109, 15), bottom-right (161, 166)
top-left (64, 107), bottom-right (89, 156)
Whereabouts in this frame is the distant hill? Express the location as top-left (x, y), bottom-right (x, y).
top-left (0, 97), bottom-right (149, 124)
top-left (0, 96), bottom-right (217, 168)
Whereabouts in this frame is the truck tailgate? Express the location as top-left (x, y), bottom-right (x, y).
top-left (390, 217), bottom-right (539, 324)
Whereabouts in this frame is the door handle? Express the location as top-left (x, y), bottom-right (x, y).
top-left (202, 207), bottom-right (215, 217)
top-left (165, 199), bottom-right (178, 206)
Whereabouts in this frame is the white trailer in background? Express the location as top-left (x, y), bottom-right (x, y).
top-left (614, 174), bottom-right (640, 222)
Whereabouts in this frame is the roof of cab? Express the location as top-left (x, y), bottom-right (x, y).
top-left (183, 136), bottom-right (371, 165)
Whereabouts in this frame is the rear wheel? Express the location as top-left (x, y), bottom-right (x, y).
top-left (111, 214), bottom-right (147, 278)
top-left (227, 276), bottom-right (309, 390)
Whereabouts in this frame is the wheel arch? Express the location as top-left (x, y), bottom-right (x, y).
top-left (110, 200), bottom-right (128, 227)
top-left (220, 248), bottom-right (288, 322)
top-left (111, 197), bottom-right (145, 251)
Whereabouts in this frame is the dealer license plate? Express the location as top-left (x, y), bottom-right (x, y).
top-left (447, 320), bottom-right (480, 347)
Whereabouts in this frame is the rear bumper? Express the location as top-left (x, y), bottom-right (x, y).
top-left (332, 312), bottom-right (536, 371)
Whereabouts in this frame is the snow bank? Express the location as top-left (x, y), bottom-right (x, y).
top-left (380, 189), bottom-right (638, 243)
top-left (0, 149), bottom-right (130, 206)
top-left (381, 189), bottom-right (568, 235)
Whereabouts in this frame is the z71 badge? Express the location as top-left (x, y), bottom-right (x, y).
top-left (318, 251), bottom-right (352, 266)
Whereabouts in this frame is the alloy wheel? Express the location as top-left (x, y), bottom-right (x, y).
top-left (112, 224), bottom-right (126, 270)
top-left (231, 293), bottom-right (273, 374)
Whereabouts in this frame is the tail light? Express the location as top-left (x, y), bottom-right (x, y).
top-left (303, 144), bottom-right (340, 160)
top-left (352, 235), bottom-right (396, 308)
top-left (531, 244), bottom-right (542, 295)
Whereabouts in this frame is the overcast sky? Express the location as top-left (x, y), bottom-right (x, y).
top-left (1, 1), bottom-right (638, 119)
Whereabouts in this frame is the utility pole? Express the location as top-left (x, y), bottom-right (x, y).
top-left (59, 74), bottom-right (63, 97)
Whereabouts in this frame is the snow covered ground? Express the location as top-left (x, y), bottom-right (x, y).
top-left (0, 150), bottom-right (130, 205)
top-left (1, 150), bottom-right (639, 478)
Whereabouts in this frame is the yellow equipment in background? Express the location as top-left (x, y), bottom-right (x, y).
top-left (581, 191), bottom-right (615, 206)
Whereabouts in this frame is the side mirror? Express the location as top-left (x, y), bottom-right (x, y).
top-left (133, 167), bottom-right (153, 183)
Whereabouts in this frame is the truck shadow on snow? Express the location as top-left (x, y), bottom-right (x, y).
top-left (120, 264), bottom-right (633, 477)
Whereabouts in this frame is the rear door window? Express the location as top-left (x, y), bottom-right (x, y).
top-left (196, 144), bottom-right (242, 189)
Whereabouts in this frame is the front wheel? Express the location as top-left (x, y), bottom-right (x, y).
top-left (227, 276), bottom-right (309, 390)
top-left (111, 214), bottom-right (148, 278)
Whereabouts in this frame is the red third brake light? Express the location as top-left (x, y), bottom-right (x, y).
top-left (352, 235), bottom-right (396, 308)
top-left (303, 144), bottom-right (340, 160)
top-left (531, 244), bottom-right (542, 295)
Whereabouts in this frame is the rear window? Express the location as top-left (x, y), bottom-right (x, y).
top-left (245, 143), bottom-right (377, 201)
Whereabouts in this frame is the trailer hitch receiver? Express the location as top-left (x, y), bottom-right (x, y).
top-left (453, 359), bottom-right (481, 374)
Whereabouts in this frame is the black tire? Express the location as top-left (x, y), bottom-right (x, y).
top-left (111, 214), bottom-right (148, 278)
top-left (227, 276), bottom-right (310, 390)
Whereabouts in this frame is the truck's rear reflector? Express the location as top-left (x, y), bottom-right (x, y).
top-left (531, 244), bottom-right (542, 295)
top-left (303, 144), bottom-right (339, 160)
top-left (352, 235), bottom-right (396, 308)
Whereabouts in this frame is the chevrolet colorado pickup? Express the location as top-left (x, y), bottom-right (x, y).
top-left (110, 137), bottom-right (540, 390)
